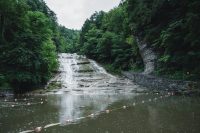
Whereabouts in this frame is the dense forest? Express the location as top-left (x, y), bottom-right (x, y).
top-left (78, 0), bottom-right (200, 80)
top-left (0, 0), bottom-right (79, 91)
top-left (0, 0), bottom-right (199, 92)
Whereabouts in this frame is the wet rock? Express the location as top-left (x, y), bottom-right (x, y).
top-left (110, 82), bottom-right (127, 85)
top-left (134, 90), bottom-right (146, 93)
top-left (72, 89), bottom-right (83, 92)
top-left (116, 88), bottom-right (123, 90)
top-left (46, 82), bottom-right (62, 90)
top-left (74, 74), bottom-right (93, 77)
top-left (84, 85), bottom-right (90, 87)
top-left (77, 62), bottom-right (90, 65)
top-left (96, 84), bottom-right (118, 88)
top-left (77, 79), bottom-right (95, 83)
top-left (77, 64), bottom-right (94, 73)
top-left (77, 70), bottom-right (94, 73)
top-left (78, 84), bottom-right (84, 87)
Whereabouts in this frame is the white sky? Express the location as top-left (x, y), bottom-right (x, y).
top-left (44, 0), bottom-right (121, 30)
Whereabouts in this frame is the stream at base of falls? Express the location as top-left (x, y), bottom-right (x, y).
top-left (0, 53), bottom-right (200, 133)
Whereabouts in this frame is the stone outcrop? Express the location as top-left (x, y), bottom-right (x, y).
top-left (136, 37), bottom-right (157, 74)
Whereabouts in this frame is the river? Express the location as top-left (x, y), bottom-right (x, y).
top-left (0, 53), bottom-right (200, 133)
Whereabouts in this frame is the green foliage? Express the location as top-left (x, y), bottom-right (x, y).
top-left (40, 38), bottom-right (58, 76)
top-left (158, 55), bottom-right (170, 63)
top-left (127, 0), bottom-right (200, 80)
top-left (78, 4), bottom-right (143, 71)
top-left (103, 64), bottom-right (121, 75)
top-left (76, 0), bottom-right (200, 80)
top-left (0, 0), bottom-right (61, 91)
top-left (60, 27), bottom-right (80, 53)
top-left (53, 26), bottom-right (79, 53)
top-left (46, 82), bottom-right (61, 90)
top-left (0, 74), bottom-right (5, 86)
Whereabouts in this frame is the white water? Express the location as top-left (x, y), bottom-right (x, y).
top-left (56, 53), bottom-right (141, 94)
top-left (58, 53), bottom-right (79, 91)
top-left (53, 53), bottom-right (145, 123)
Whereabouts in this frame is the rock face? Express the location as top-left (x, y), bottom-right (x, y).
top-left (136, 37), bottom-right (157, 74)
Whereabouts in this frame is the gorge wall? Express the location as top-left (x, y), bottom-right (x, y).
top-left (136, 37), bottom-right (157, 74)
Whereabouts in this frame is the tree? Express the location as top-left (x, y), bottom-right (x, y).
top-left (0, 0), bottom-right (59, 91)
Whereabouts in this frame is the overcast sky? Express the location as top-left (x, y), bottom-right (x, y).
top-left (44, 0), bottom-right (121, 30)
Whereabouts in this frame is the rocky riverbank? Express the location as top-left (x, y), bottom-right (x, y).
top-left (122, 71), bottom-right (200, 96)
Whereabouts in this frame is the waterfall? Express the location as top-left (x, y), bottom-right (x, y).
top-left (56, 53), bottom-right (140, 94)
top-left (59, 53), bottom-right (79, 91)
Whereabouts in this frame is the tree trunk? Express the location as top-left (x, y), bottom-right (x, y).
top-left (136, 37), bottom-right (157, 74)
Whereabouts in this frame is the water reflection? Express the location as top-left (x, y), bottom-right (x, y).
top-left (1, 94), bottom-right (200, 133)
top-left (57, 92), bottom-right (136, 125)
top-left (46, 95), bottom-right (200, 133)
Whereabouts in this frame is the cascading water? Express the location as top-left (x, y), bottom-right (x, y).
top-left (55, 53), bottom-right (143, 124)
top-left (57, 53), bottom-right (140, 94)
top-left (58, 53), bottom-right (80, 91)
